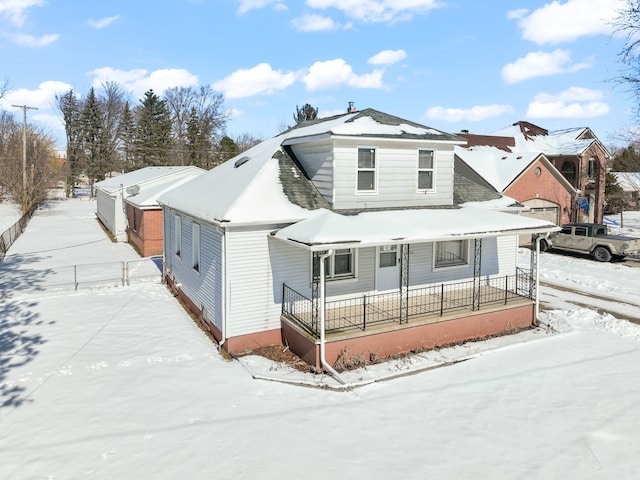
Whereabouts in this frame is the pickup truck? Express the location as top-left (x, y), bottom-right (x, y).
top-left (540, 223), bottom-right (640, 262)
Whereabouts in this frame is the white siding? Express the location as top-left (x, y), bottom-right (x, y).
top-left (164, 208), bottom-right (224, 332)
top-left (226, 226), bottom-right (282, 337)
top-left (289, 141), bottom-right (334, 202)
top-left (96, 190), bottom-right (118, 239)
top-left (329, 139), bottom-right (454, 210)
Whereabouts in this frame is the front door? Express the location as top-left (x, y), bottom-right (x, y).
top-left (376, 245), bottom-right (400, 292)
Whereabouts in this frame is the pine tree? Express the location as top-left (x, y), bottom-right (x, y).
top-left (118, 101), bottom-right (135, 171)
top-left (293, 103), bottom-right (318, 124)
top-left (134, 89), bottom-right (172, 166)
top-left (56, 89), bottom-right (85, 195)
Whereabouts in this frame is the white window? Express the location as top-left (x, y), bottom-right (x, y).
top-left (313, 249), bottom-right (356, 280)
top-left (418, 149), bottom-right (434, 191)
top-left (175, 215), bottom-right (182, 257)
top-left (357, 148), bottom-right (376, 192)
top-left (434, 240), bottom-right (468, 268)
top-left (192, 223), bottom-right (200, 272)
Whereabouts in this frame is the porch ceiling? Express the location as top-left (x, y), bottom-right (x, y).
top-left (272, 207), bottom-right (560, 251)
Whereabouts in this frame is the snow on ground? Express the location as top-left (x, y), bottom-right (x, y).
top-left (0, 201), bottom-right (22, 232)
top-left (1, 199), bottom-right (640, 479)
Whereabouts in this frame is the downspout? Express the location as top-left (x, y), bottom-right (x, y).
top-left (220, 226), bottom-right (228, 347)
top-left (319, 249), bottom-right (345, 385)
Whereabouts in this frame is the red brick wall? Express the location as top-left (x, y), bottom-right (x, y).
top-left (126, 205), bottom-right (164, 257)
top-left (504, 159), bottom-right (574, 225)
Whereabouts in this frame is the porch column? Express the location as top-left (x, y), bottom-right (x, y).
top-left (472, 238), bottom-right (482, 310)
top-left (400, 244), bottom-right (409, 324)
top-left (311, 251), bottom-right (322, 333)
top-left (529, 235), bottom-right (538, 300)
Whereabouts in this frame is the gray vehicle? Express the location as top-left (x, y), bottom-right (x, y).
top-left (540, 223), bottom-right (640, 262)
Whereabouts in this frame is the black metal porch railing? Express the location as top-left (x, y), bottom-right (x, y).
top-left (282, 268), bottom-right (534, 338)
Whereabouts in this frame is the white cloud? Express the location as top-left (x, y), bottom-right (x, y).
top-left (509, 0), bottom-right (625, 45)
top-left (0, 0), bottom-right (44, 26)
top-left (237, 0), bottom-right (286, 14)
top-left (212, 63), bottom-right (297, 99)
top-left (7, 32), bottom-right (59, 46)
top-left (501, 49), bottom-right (591, 84)
top-left (425, 104), bottom-right (514, 122)
top-left (527, 87), bottom-right (610, 118)
top-left (87, 15), bottom-right (120, 29)
top-left (291, 14), bottom-right (338, 31)
top-left (368, 49), bottom-right (407, 66)
top-left (302, 59), bottom-right (384, 90)
top-left (306, 0), bottom-right (441, 23)
top-left (0, 80), bottom-right (72, 110)
top-left (88, 67), bottom-right (199, 98)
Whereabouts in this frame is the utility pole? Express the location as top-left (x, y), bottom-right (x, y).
top-left (11, 104), bottom-right (38, 191)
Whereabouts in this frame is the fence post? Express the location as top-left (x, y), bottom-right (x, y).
top-left (504, 275), bottom-right (508, 304)
top-left (440, 283), bottom-right (444, 316)
top-left (122, 261), bottom-right (126, 286)
top-left (363, 294), bottom-right (367, 331)
top-left (74, 265), bottom-right (78, 291)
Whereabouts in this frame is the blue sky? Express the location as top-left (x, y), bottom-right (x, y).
top-left (0, 0), bottom-right (632, 150)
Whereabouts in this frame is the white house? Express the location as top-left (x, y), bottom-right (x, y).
top-left (95, 166), bottom-right (204, 242)
top-left (158, 109), bottom-right (558, 372)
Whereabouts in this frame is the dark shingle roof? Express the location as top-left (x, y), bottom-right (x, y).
top-left (276, 149), bottom-right (331, 211)
top-left (453, 156), bottom-right (502, 205)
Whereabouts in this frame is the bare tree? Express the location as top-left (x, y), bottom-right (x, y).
top-left (0, 111), bottom-right (61, 212)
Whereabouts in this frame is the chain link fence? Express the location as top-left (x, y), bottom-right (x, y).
top-left (0, 256), bottom-right (163, 297)
top-left (0, 207), bottom-right (35, 263)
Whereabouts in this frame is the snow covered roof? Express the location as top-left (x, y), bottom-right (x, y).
top-left (125, 169), bottom-right (205, 208)
top-left (159, 109), bottom-right (465, 225)
top-left (454, 146), bottom-right (543, 191)
top-left (283, 108), bottom-right (466, 144)
top-left (95, 166), bottom-right (204, 195)
top-left (491, 123), bottom-right (604, 157)
top-left (273, 207), bottom-right (559, 251)
top-left (612, 172), bottom-right (640, 192)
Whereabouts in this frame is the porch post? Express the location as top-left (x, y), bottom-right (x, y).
top-left (472, 238), bottom-right (482, 310)
top-left (400, 244), bottom-right (409, 324)
top-left (312, 251), bottom-right (321, 334)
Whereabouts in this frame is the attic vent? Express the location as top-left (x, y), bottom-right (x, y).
top-left (516, 156), bottom-right (523, 160)
top-left (501, 156), bottom-right (507, 160)
top-left (234, 156), bottom-right (250, 168)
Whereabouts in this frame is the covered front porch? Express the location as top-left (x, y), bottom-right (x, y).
top-left (281, 266), bottom-right (536, 368)
top-left (271, 207), bottom-right (558, 371)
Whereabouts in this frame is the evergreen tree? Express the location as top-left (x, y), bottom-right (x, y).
top-left (612, 145), bottom-right (640, 171)
top-left (56, 89), bottom-right (85, 195)
top-left (118, 101), bottom-right (135, 171)
top-left (134, 89), bottom-right (172, 166)
top-left (81, 87), bottom-right (107, 188)
top-left (218, 135), bottom-right (239, 164)
top-left (293, 103), bottom-right (318, 124)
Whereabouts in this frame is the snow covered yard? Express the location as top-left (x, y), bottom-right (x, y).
top-left (1, 198), bottom-right (640, 479)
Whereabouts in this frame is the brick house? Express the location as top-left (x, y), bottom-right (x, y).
top-left (457, 121), bottom-right (610, 225)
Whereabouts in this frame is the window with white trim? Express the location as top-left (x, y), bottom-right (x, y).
top-left (418, 149), bottom-right (434, 191)
top-left (357, 148), bottom-right (376, 192)
top-left (312, 249), bottom-right (356, 280)
top-left (175, 215), bottom-right (182, 257)
top-left (192, 223), bottom-right (200, 272)
top-left (434, 240), bottom-right (468, 268)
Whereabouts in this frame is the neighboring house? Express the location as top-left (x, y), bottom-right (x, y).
top-left (95, 166), bottom-right (204, 255)
top-left (158, 108), bottom-right (558, 371)
top-left (459, 121), bottom-right (610, 224)
top-left (611, 172), bottom-right (640, 210)
top-left (455, 145), bottom-right (577, 227)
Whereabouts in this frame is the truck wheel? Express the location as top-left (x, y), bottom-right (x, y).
top-left (539, 240), bottom-right (549, 252)
top-left (592, 246), bottom-right (612, 262)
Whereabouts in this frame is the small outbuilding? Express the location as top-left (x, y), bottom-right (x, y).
top-left (95, 166), bottom-right (204, 255)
